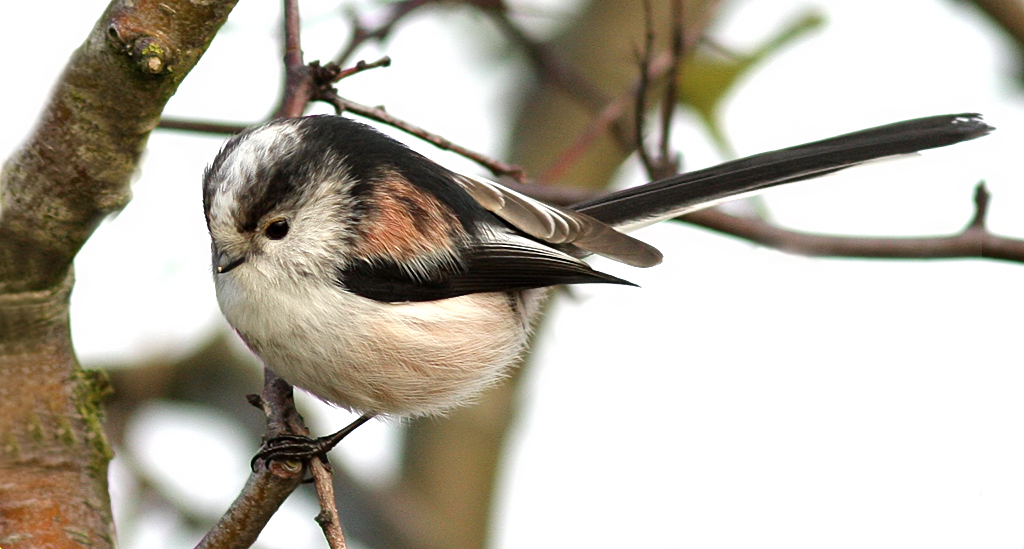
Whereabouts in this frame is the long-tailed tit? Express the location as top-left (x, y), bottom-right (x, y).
top-left (203, 114), bottom-right (990, 457)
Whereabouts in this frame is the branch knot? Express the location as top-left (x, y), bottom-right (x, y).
top-left (106, 23), bottom-right (175, 75)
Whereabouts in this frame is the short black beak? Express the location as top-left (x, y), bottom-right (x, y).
top-left (215, 250), bottom-right (246, 274)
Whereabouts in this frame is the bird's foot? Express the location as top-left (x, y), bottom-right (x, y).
top-left (251, 414), bottom-right (373, 471)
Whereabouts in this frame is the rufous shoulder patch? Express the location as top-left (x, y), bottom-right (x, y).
top-left (352, 171), bottom-right (464, 264)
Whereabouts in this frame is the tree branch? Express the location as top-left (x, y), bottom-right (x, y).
top-left (502, 179), bottom-right (1024, 263)
top-left (275, 0), bottom-right (314, 118)
top-left (333, 0), bottom-right (436, 67)
top-left (311, 460), bottom-right (349, 549)
top-left (635, 0), bottom-right (658, 176)
top-left (634, 0), bottom-right (685, 180)
top-left (679, 204), bottom-right (1024, 261)
top-left (656, 0), bottom-right (685, 174)
top-left (540, 49), bottom-right (676, 182)
top-left (157, 118), bottom-right (249, 135)
top-left (967, 0), bottom-right (1024, 67)
top-left (486, 8), bottom-right (611, 113)
top-left (967, 180), bottom-right (990, 230)
top-left (677, 181), bottom-right (1024, 262)
top-left (330, 56), bottom-right (393, 82)
top-left (201, 5), bottom-right (390, 549)
top-left (196, 371), bottom-right (307, 549)
top-left (0, 0), bottom-right (238, 546)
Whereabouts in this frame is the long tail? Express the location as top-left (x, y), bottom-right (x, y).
top-left (571, 114), bottom-right (993, 232)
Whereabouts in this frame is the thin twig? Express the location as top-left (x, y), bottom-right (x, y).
top-left (203, 2), bottom-right (361, 547)
top-left (311, 459), bottom-right (348, 549)
top-left (484, 5), bottom-right (639, 153)
top-left (334, 0), bottom-right (436, 66)
top-left (276, 0), bottom-right (313, 118)
top-left (331, 56), bottom-right (392, 82)
top-left (196, 371), bottom-right (307, 549)
top-left (298, 415), bottom-right (374, 549)
top-left (679, 206), bottom-right (1024, 262)
top-left (157, 118), bottom-right (250, 135)
top-left (304, 56), bottom-right (394, 88)
top-left (522, 0), bottom-right (719, 182)
top-left (486, 9), bottom-right (609, 113)
top-left (504, 179), bottom-right (1024, 264)
top-left (320, 89), bottom-right (529, 181)
top-left (656, 0), bottom-right (685, 176)
top-left (680, 181), bottom-right (1024, 262)
top-left (278, 2), bottom-right (357, 547)
top-left (967, 181), bottom-right (990, 230)
top-left (541, 50), bottom-right (675, 182)
top-left (636, 0), bottom-right (684, 181)
top-left (635, 0), bottom-right (657, 177)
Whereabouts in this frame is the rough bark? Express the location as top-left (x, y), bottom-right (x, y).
top-left (0, 1), bottom-right (238, 546)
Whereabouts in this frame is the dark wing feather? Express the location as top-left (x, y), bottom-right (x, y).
top-left (337, 235), bottom-right (634, 303)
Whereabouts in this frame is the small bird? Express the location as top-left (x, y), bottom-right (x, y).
top-left (203, 113), bottom-right (990, 456)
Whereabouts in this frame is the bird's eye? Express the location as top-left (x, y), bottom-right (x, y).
top-left (265, 219), bottom-right (290, 240)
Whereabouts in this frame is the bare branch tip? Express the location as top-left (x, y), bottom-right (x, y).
top-left (968, 180), bottom-right (990, 230)
top-left (314, 510), bottom-right (330, 527)
top-left (331, 56), bottom-right (393, 82)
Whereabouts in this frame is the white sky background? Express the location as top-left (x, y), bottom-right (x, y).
top-left (1, 0), bottom-right (1023, 548)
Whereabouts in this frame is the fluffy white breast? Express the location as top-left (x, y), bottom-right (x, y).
top-left (216, 263), bottom-right (546, 416)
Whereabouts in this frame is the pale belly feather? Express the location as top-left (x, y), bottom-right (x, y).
top-left (217, 272), bottom-right (544, 416)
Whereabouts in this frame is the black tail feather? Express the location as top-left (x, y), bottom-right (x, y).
top-left (571, 114), bottom-right (993, 230)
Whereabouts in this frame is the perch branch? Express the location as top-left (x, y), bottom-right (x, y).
top-left (196, 371), bottom-right (307, 549)
top-left (203, 2), bottom-right (355, 547)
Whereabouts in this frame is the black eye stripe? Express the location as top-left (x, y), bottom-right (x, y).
top-left (265, 219), bottom-right (290, 240)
